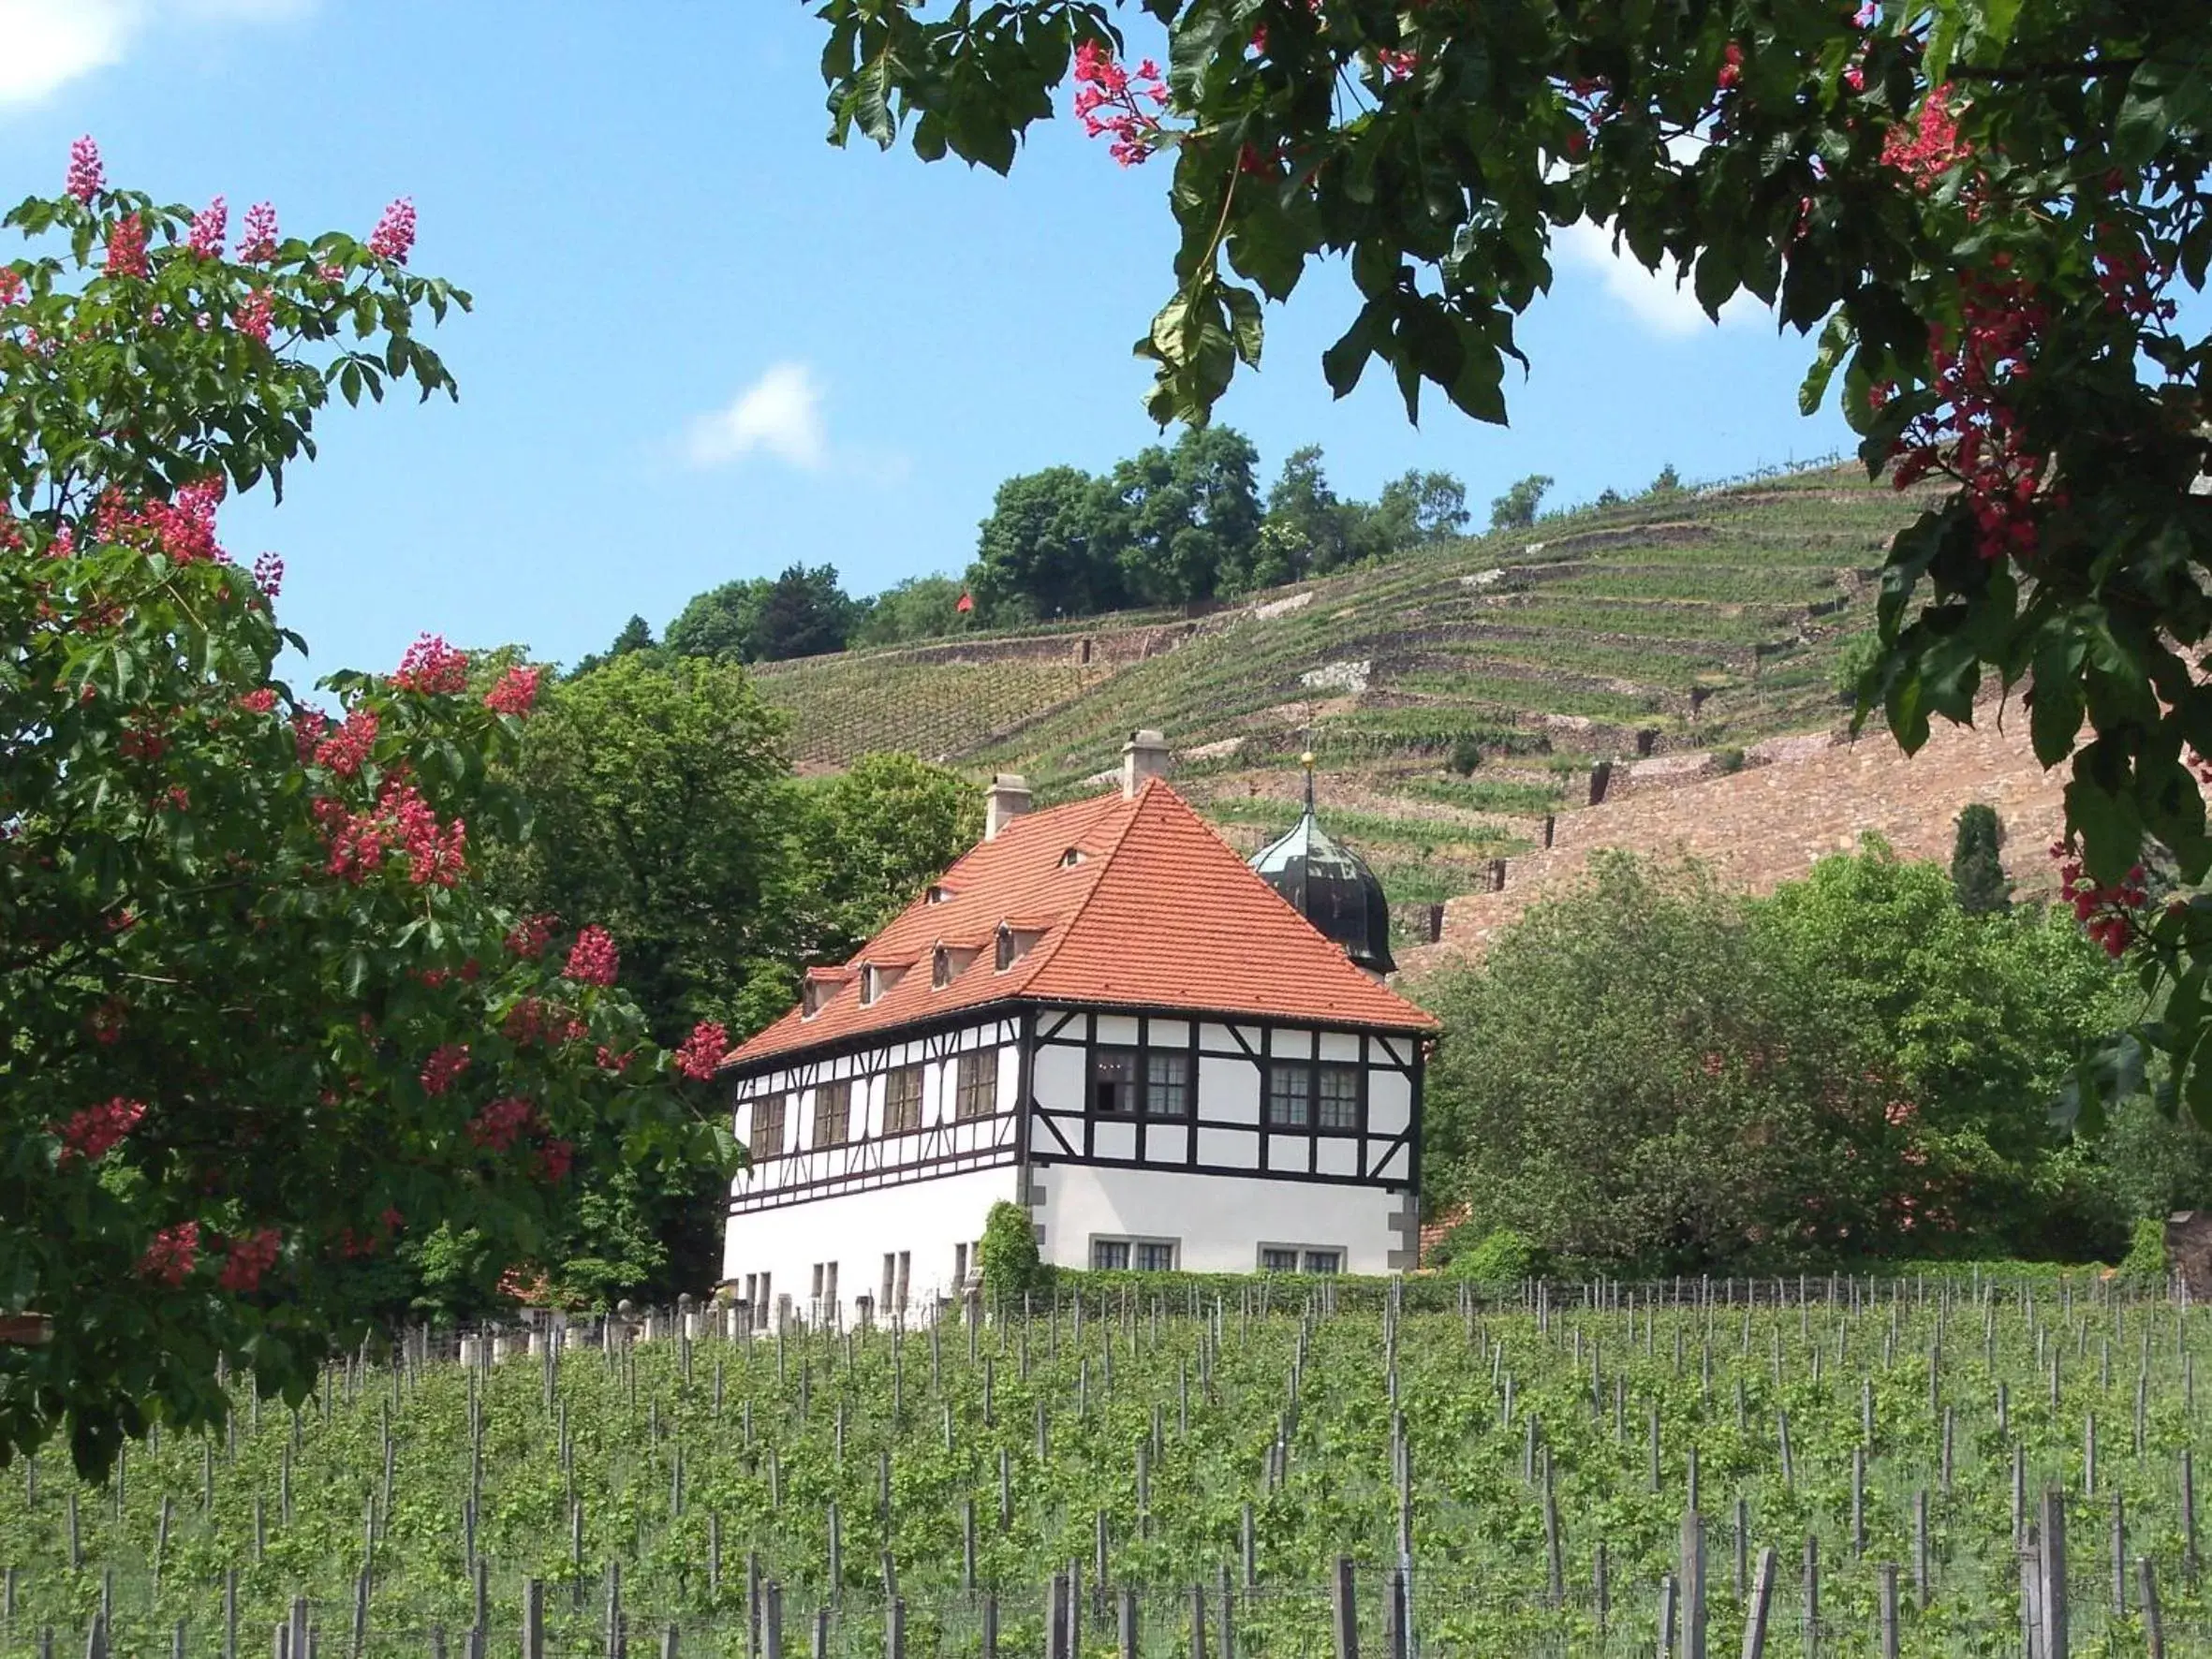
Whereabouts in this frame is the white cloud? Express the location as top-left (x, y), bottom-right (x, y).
top-left (1556, 220), bottom-right (1766, 338)
top-left (0, 0), bottom-right (311, 108)
top-left (0, 0), bottom-right (134, 105)
top-left (685, 363), bottom-right (832, 473)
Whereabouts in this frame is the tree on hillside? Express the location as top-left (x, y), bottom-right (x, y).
top-left (812, 0), bottom-right (2212, 1114)
top-left (855, 575), bottom-right (969, 646)
top-left (0, 149), bottom-right (718, 1471)
top-left (1261, 444), bottom-right (1358, 579)
top-left (1951, 804), bottom-right (2013, 915)
top-left (664, 566), bottom-right (857, 663)
top-left (1113, 424), bottom-right (1264, 605)
top-left (1488, 474), bottom-right (1554, 531)
top-left (752, 563), bottom-right (859, 661)
top-left (1650, 465), bottom-right (1684, 495)
top-left (1375, 469), bottom-right (1472, 547)
top-left (665, 577), bottom-right (771, 663)
top-left (970, 465), bottom-right (1126, 623)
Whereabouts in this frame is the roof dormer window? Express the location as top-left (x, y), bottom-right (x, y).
top-left (926, 884), bottom-right (954, 905)
top-left (995, 926), bottom-right (1015, 973)
top-left (861, 963), bottom-right (906, 1006)
top-left (1059, 847), bottom-right (1085, 868)
top-left (932, 947), bottom-right (951, 990)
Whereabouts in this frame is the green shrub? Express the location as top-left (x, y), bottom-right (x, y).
top-left (1712, 746), bottom-right (1746, 775)
top-left (1448, 732), bottom-right (1485, 775)
top-left (980, 1200), bottom-right (1048, 1299)
top-left (1444, 1227), bottom-right (1547, 1285)
top-left (2119, 1216), bottom-right (2168, 1285)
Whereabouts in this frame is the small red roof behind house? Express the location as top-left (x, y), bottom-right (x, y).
top-left (724, 780), bottom-right (1436, 1070)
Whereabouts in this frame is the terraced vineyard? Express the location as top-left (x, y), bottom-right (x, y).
top-left (745, 462), bottom-right (1939, 928)
top-left (3, 1277), bottom-right (2203, 1656)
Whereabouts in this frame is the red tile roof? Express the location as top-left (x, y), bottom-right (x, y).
top-left (724, 780), bottom-right (1437, 1069)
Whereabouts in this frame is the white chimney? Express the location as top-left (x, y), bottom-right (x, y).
top-left (983, 774), bottom-right (1032, 841)
top-left (1121, 729), bottom-right (1170, 799)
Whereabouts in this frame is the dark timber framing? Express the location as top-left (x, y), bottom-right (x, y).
top-left (723, 997), bottom-right (1427, 1218)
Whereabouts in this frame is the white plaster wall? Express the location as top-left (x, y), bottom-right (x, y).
top-left (1039, 1164), bottom-right (1402, 1274)
top-left (720, 1166), bottom-right (1021, 1326)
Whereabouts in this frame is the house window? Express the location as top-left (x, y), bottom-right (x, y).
top-left (813, 1079), bottom-right (851, 1148)
top-left (1265, 1064), bottom-right (1311, 1127)
top-left (955, 1051), bottom-right (997, 1120)
top-left (1059, 847), bottom-right (1084, 867)
top-left (954, 1241), bottom-right (969, 1284)
top-left (927, 885), bottom-right (952, 904)
top-left (1093, 1049), bottom-right (1140, 1114)
top-left (860, 965), bottom-right (879, 1006)
top-left (881, 1253), bottom-right (895, 1311)
top-left (1260, 1244), bottom-right (1344, 1275)
top-left (1317, 1064), bottom-right (1361, 1132)
top-left (995, 927), bottom-right (1016, 972)
top-left (896, 1251), bottom-right (911, 1313)
top-left (1145, 1051), bottom-right (1191, 1117)
top-left (1093, 1237), bottom-right (1177, 1271)
top-left (932, 947), bottom-right (951, 990)
top-left (749, 1094), bottom-right (786, 1159)
top-left (884, 1065), bottom-right (923, 1134)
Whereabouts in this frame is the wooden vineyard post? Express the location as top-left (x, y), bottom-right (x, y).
top-left (1658, 1575), bottom-right (1677, 1659)
top-left (659, 1624), bottom-right (678, 1659)
top-left (1877, 1564), bottom-right (1898, 1659)
top-left (1117, 1586), bottom-right (1138, 1659)
top-left (2038, 1486), bottom-right (2069, 1659)
top-left (763, 1583), bottom-right (783, 1659)
top-left (811, 1607), bottom-right (830, 1659)
top-left (1741, 1546), bottom-right (1776, 1659)
top-left (1802, 1535), bottom-right (1818, 1659)
top-left (1595, 1541), bottom-right (1610, 1634)
top-left (1680, 1510), bottom-right (1708, 1659)
top-left (1386, 1561), bottom-right (1410, 1659)
top-left (2184, 1447), bottom-right (2199, 1582)
top-left (1048, 1573), bottom-right (1069, 1659)
top-left (1218, 1564), bottom-right (1235, 1659)
top-left (1331, 1556), bottom-right (1360, 1659)
top-left (522, 1580), bottom-right (543, 1659)
top-left (1241, 1504), bottom-right (1256, 1592)
top-left (981, 1592), bottom-right (998, 1659)
top-left (2139, 1557), bottom-right (2164, 1659)
top-left (1912, 1490), bottom-right (1929, 1611)
top-left (1189, 1586), bottom-right (1208, 1659)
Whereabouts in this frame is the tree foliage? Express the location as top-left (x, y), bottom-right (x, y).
top-left (0, 154), bottom-right (721, 1472)
top-left (664, 565), bottom-right (858, 665)
top-left (812, 0), bottom-right (2212, 1120)
top-left (1951, 802), bottom-right (2013, 914)
top-left (1488, 474), bottom-right (1554, 531)
top-left (1421, 845), bottom-right (2142, 1273)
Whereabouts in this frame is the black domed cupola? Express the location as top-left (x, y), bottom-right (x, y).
top-left (1248, 754), bottom-right (1395, 976)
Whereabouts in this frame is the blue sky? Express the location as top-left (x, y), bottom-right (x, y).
top-left (2, 1), bottom-right (1857, 678)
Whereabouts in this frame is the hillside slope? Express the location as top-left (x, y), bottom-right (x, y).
top-left (751, 463), bottom-right (1946, 928)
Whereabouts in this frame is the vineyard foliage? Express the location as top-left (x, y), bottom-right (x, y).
top-left (2, 1281), bottom-right (2207, 1653)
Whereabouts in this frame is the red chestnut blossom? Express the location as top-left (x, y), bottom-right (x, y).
top-left (468, 1095), bottom-right (537, 1152)
top-left (565, 924), bottom-right (619, 987)
top-left (420, 1044), bottom-right (471, 1096)
top-left (1717, 41), bottom-right (1744, 90)
top-left (502, 996), bottom-right (586, 1047)
top-left (315, 778), bottom-right (466, 887)
top-left (96, 479), bottom-right (228, 565)
top-left (291, 707), bottom-right (330, 763)
top-left (2052, 839), bottom-right (2148, 959)
top-left (0, 269), bottom-right (23, 307)
top-left (66, 136), bottom-right (102, 203)
top-left (217, 1228), bottom-right (283, 1293)
top-left (505, 913), bottom-right (558, 959)
top-left (368, 198), bottom-right (417, 263)
top-left (1071, 40), bottom-right (1170, 167)
top-left (535, 1139), bottom-right (575, 1184)
top-left (1881, 85), bottom-right (1969, 187)
top-left (252, 550), bottom-right (285, 598)
top-left (105, 214), bottom-right (149, 280)
top-left (140, 1223), bottom-right (200, 1286)
top-left (673, 1020), bottom-right (730, 1081)
top-left (233, 291), bottom-right (273, 345)
top-left (57, 1096), bottom-right (146, 1164)
top-left (234, 687), bottom-right (277, 714)
top-left (314, 707), bottom-right (379, 776)
top-left (187, 197), bottom-right (228, 259)
top-left (482, 665), bottom-right (540, 717)
top-left (393, 633), bottom-right (469, 695)
top-left (237, 201), bottom-right (279, 262)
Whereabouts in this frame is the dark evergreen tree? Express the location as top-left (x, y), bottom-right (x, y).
top-left (1951, 803), bottom-right (2013, 915)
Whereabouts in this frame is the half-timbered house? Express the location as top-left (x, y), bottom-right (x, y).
top-left (716, 733), bottom-right (1438, 1329)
